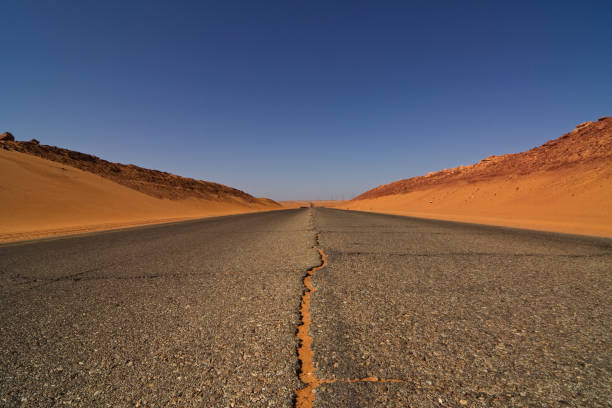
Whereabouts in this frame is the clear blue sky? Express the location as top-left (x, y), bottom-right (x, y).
top-left (2, 1), bottom-right (611, 200)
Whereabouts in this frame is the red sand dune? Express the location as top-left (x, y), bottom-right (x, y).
top-left (335, 117), bottom-right (612, 237)
top-left (0, 140), bottom-right (280, 243)
top-left (1, 138), bottom-right (275, 203)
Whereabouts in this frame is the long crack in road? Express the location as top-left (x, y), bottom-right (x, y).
top-left (295, 229), bottom-right (409, 408)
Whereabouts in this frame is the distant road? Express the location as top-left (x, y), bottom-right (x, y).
top-left (1, 208), bottom-right (610, 407)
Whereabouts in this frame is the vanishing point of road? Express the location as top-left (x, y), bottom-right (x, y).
top-left (1, 208), bottom-right (610, 407)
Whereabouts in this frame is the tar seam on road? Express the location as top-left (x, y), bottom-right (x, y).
top-left (294, 225), bottom-right (408, 408)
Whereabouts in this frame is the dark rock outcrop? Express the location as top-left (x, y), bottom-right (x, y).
top-left (0, 132), bottom-right (15, 141)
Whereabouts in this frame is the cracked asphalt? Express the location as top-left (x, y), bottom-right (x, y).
top-left (0, 210), bottom-right (318, 407)
top-left (1, 208), bottom-right (611, 407)
top-left (311, 208), bottom-right (611, 407)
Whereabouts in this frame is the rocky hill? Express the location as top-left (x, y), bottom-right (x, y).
top-left (1, 138), bottom-right (278, 205)
top-left (355, 117), bottom-right (612, 200)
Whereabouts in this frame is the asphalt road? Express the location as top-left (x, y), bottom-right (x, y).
top-left (1, 208), bottom-right (611, 407)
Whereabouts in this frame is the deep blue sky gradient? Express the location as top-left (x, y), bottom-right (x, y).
top-left (2, 1), bottom-right (611, 200)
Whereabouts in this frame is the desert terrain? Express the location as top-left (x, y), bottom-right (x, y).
top-left (2, 123), bottom-right (611, 407)
top-left (3, 2), bottom-right (611, 407)
top-left (335, 117), bottom-right (612, 237)
top-left (4, 117), bottom-right (609, 243)
top-left (0, 137), bottom-right (281, 243)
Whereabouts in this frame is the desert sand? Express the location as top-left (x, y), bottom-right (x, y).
top-left (335, 117), bottom-right (612, 237)
top-left (1, 137), bottom-right (273, 202)
top-left (0, 149), bottom-right (279, 243)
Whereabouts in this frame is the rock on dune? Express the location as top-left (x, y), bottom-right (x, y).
top-left (0, 132), bottom-right (15, 141)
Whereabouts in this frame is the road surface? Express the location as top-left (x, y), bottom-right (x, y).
top-left (1, 208), bottom-right (610, 407)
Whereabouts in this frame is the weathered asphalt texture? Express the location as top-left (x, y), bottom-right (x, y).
top-left (1, 208), bottom-right (611, 407)
top-left (310, 208), bottom-right (611, 407)
top-left (0, 210), bottom-right (318, 407)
